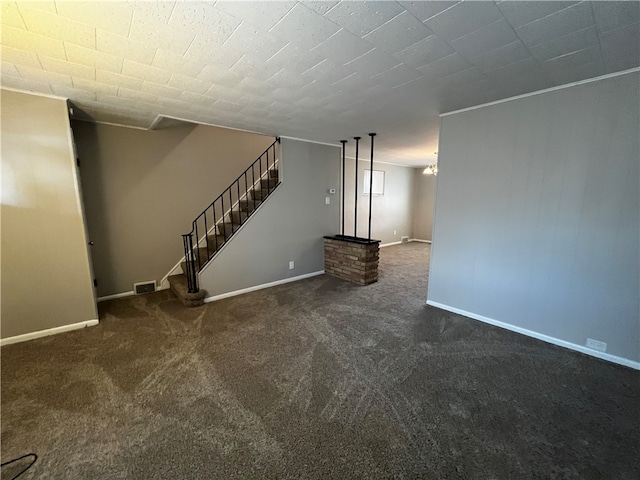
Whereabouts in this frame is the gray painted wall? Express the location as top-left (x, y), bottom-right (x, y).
top-left (428, 72), bottom-right (639, 364)
top-left (1, 89), bottom-right (97, 338)
top-left (343, 158), bottom-right (414, 244)
top-left (73, 121), bottom-right (274, 297)
top-left (199, 139), bottom-right (340, 297)
top-left (412, 169), bottom-right (437, 241)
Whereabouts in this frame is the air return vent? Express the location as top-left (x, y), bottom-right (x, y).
top-left (134, 281), bottom-right (156, 295)
top-left (401, 236), bottom-right (409, 243)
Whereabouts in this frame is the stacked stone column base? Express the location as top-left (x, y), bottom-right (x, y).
top-left (323, 236), bottom-right (380, 285)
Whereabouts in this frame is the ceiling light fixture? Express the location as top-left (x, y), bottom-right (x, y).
top-left (423, 152), bottom-right (438, 176)
top-left (422, 164), bottom-right (438, 176)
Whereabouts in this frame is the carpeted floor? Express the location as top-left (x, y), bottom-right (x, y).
top-left (1, 243), bottom-right (638, 479)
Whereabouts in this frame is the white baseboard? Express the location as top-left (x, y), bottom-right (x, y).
top-left (97, 291), bottom-right (134, 302)
top-left (380, 241), bottom-right (402, 248)
top-left (1, 319), bottom-right (99, 346)
top-left (380, 239), bottom-right (431, 247)
top-left (426, 300), bottom-right (640, 370)
top-left (204, 270), bottom-right (325, 303)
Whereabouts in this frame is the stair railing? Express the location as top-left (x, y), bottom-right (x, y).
top-left (182, 137), bottom-right (281, 293)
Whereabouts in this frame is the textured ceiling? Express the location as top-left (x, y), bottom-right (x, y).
top-left (1, 1), bottom-right (639, 166)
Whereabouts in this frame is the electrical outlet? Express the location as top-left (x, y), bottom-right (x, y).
top-left (325, 196), bottom-right (330, 204)
top-left (586, 338), bottom-right (607, 352)
top-left (393, 230), bottom-right (397, 235)
top-left (289, 261), bottom-right (294, 270)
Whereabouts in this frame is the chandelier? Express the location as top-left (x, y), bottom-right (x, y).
top-left (423, 152), bottom-right (438, 176)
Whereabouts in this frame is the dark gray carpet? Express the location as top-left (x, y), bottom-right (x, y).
top-left (2, 243), bottom-right (638, 479)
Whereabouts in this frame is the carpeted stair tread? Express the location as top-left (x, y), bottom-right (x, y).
top-left (239, 199), bottom-right (262, 212)
top-left (260, 178), bottom-right (278, 190)
top-left (218, 222), bottom-right (237, 237)
top-left (168, 274), bottom-right (205, 306)
top-left (269, 168), bottom-right (278, 178)
top-left (229, 210), bottom-right (249, 224)
top-left (252, 189), bottom-right (268, 201)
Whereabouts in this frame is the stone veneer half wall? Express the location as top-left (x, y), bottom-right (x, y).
top-left (323, 236), bottom-right (380, 285)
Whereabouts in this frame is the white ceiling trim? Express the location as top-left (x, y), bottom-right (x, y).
top-left (441, 67), bottom-right (640, 117)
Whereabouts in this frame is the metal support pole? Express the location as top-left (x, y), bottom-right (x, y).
top-left (353, 136), bottom-right (361, 238)
top-left (368, 133), bottom-right (376, 240)
top-left (340, 140), bottom-right (347, 236)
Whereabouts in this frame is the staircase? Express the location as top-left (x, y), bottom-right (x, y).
top-left (169, 138), bottom-right (281, 306)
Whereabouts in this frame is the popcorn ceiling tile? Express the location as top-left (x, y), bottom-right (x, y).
top-left (239, 94), bottom-right (276, 109)
top-left (180, 90), bottom-right (217, 105)
top-left (169, 2), bottom-right (240, 41)
top-left (116, 86), bottom-right (158, 104)
top-left (450, 19), bottom-right (517, 60)
top-left (96, 69), bottom-right (143, 91)
top-left (398, 1), bottom-right (458, 22)
top-left (543, 46), bottom-right (603, 71)
top-left (223, 22), bottom-right (288, 61)
top-left (55, 1), bottom-right (134, 37)
top-left (1, 2), bottom-right (26, 28)
top-left (216, 1), bottom-right (296, 31)
top-left (311, 29), bottom-right (373, 66)
top-left (363, 11), bottom-right (433, 54)
top-left (325, 1), bottom-right (404, 37)
top-left (592, 1), bottom-right (640, 33)
top-left (152, 49), bottom-right (205, 79)
top-left (123, 60), bottom-right (172, 84)
top-left (344, 48), bottom-right (400, 77)
top-left (469, 40), bottom-right (530, 72)
top-left (424, 1), bottom-right (503, 42)
top-left (600, 23), bottom-right (640, 70)
top-left (434, 66), bottom-right (488, 88)
top-left (1, 45), bottom-right (42, 69)
top-left (141, 81), bottom-right (184, 99)
top-left (266, 43), bottom-right (324, 74)
top-left (2, 26), bottom-right (67, 60)
top-left (485, 56), bottom-right (544, 82)
top-left (168, 73), bottom-right (212, 95)
top-left (269, 68), bottom-right (313, 89)
top-left (0, 74), bottom-right (52, 93)
top-left (212, 99), bottom-right (247, 113)
top-left (96, 29), bottom-right (157, 64)
top-left (230, 55), bottom-right (282, 81)
top-left (50, 84), bottom-right (96, 102)
top-left (371, 63), bottom-right (421, 88)
top-left (15, 63), bottom-right (72, 86)
top-left (130, 1), bottom-right (177, 24)
top-left (529, 26), bottom-right (599, 62)
top-left (185, 35), bottom-right (244, 69)
top-left (417, 52), bottom-right (472, 79)
top-left (515, 2), bottom-right (595, 48)
top-left (65, 43), bottom-right (123, 73)
top-left (545, 59), bottom-right (606, 85)
top-left (1, 62), bottom-right (21, 77)
top-left (20, 6), bottom-right (96, 49)
top-left (197, 65), bottom-right (244, 88)
top-left (302, 59), bottom-right (356, 85)
top-left (129, 15), bottom-right (195, 56)
top-left (269, 3), bottom-right (340, 50)
top-left (394, 35), bottom-right (454, 69)
top-left (302, 1), bottom-right (339, 16)
top-left (496, 1), bottom-right (578, 29)
top-left (331, 72), bottom-right (373, 91)
top-left (39, 54), bottom-right (95, 81)
top-left (235, 77), bottom-right (277, 96)
top-left (73, 78), bottom-right (118, 97)
top-left (206, 84), bottom-right (245, 102)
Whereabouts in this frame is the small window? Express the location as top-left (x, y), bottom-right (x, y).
top-left (363, 169), bottom-right (385, 195)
